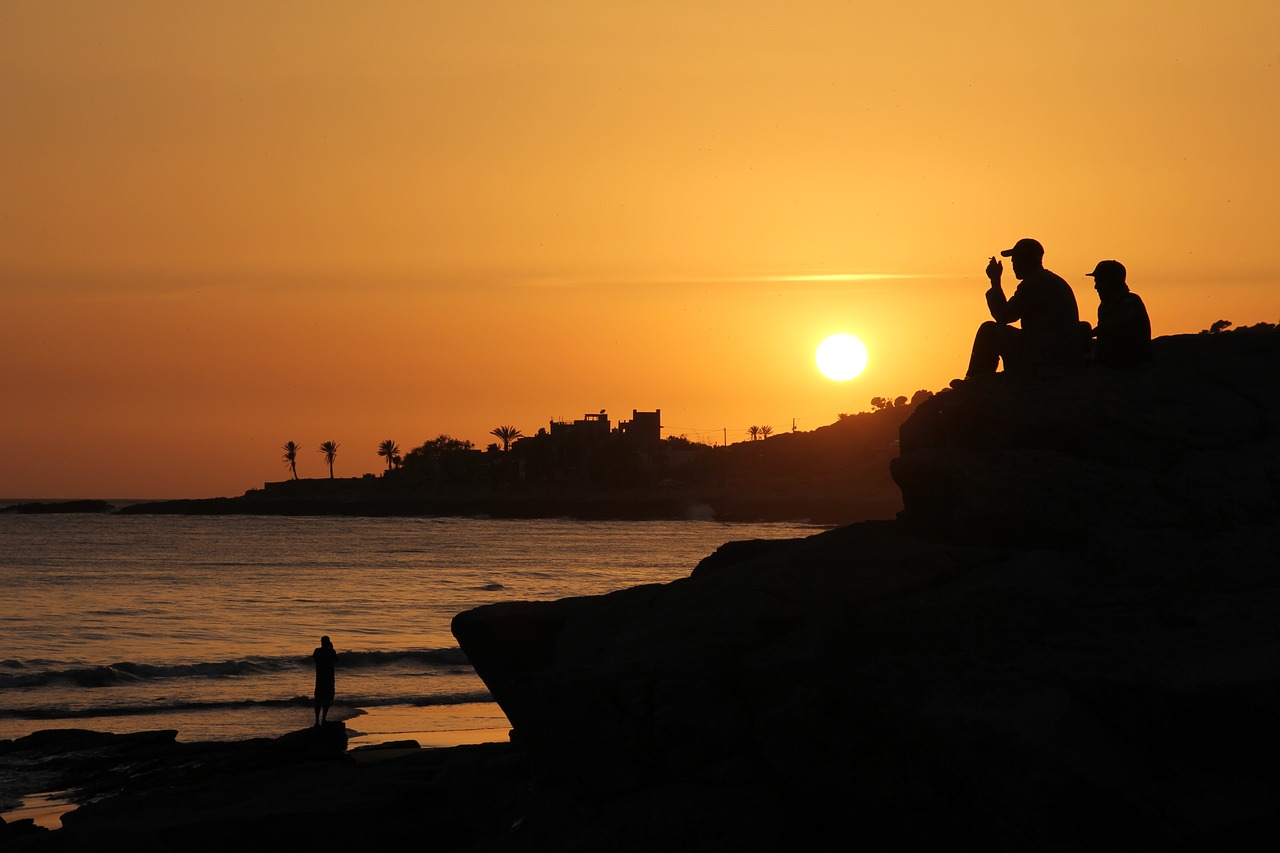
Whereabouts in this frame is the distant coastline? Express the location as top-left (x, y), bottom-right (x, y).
top-left (113, 479), bottom-right (902, 525)
top-left (4, 487), bottom-right (902, 525)
top-left (1, 499), bottom-right (117, 514)
top-left (11, 403), bottom-right (922, 525)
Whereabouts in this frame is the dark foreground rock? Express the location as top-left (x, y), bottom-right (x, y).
top-left (1, 724), bottom-right (529, 851)
top-left (454, 327), bottom-right (1280, 851)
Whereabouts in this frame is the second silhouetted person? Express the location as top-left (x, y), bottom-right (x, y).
top-left (1087, 260), bottom-right (1152, 368)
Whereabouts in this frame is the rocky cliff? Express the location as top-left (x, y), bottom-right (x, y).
top-left (893, 329), bottom-right (1280, 547)
top-left (453, 327), bottom-right (1280, 851)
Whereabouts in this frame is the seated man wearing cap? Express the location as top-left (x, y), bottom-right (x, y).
top-left (1087, 259), bottom-right (1152, 368)
top-left (965, 238), bottom-right (1085, 378)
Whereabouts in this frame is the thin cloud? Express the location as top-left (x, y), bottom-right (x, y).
top-left (513, 271), bottom-right (961, 289)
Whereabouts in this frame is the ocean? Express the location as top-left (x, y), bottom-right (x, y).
top-left (0, 514), bottom-right (821, 747)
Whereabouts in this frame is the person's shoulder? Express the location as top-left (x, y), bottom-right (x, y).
top-left (1016, 268), bottom-right (1066, 288)
top-left (1112, 291), bottom-right (1147, 311)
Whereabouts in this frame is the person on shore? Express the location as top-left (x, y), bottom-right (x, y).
top-left (964, 238), bottom-right (1085, 378)
top-left (312, 635), bottom-right (337, 726)
top-left (1086, 260), bottom-right (1152, 368)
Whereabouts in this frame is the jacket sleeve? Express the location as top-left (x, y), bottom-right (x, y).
top-left (986, 286), bottom-right (1021, 324)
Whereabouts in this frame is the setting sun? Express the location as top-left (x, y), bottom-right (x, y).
top-left (816, 334), bottom-right (869, 382)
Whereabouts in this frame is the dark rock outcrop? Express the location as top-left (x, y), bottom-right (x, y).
top-left (453, 327), bottom-right (1280, 850)
top-left (892, 330), bottom-right (1280, 547)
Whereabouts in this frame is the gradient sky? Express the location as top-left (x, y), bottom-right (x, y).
top-left (3, 1), bottom-right (1278, 498)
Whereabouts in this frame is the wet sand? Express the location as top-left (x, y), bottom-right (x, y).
top-left (345, 701), bottom-right (511, 748)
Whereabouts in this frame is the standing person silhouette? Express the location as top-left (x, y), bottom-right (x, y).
top-left (312, 635), bottom-right (337, 726)
top-left (1086, 260), bottom-right (1152, 367)
top-left (965, 238), bottom-right (1084, 378)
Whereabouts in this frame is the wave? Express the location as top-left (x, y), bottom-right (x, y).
top-left (0, 648), bottom-right (472, 690)
top-left (0, 689), bottom-right (495, 721)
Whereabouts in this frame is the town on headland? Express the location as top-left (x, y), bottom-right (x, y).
top-left (11, 397), bottom-right (933, 525)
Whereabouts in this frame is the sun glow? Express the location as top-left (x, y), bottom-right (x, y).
top-left (815, 334), bottom-right (869, 381)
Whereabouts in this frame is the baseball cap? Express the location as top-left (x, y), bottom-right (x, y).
top-left (1000, 238), bottom-right (1044, 258)
top-left (1086, 260), bottom-right (1126, 280)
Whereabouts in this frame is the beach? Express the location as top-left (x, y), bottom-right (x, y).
top-left (348, 701), bottom-right (512, 750)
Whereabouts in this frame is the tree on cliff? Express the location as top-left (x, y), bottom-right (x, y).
top-left (910, 389), bottom-right (934, 406)
top-left (871, 396), bottom-right (910, 410)
top-left (761, 425), bottom-right (774, 439)
top-left (490, 425), bottom-right (523, 452)
top-left (400, 435), bottom-right (476, 484)
top-left (377, 439), bottom-right (401, 471)
top-left (403, 435), bottom-right (474, 465)
top-left (748, 426), bottom-right (761, 441)
top-left (318, 441), bottom-right (339, 479)
top-left (281, 441), bottom-right (301, 480)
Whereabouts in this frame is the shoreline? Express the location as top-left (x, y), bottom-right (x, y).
top-left (113, 487), bottom-right (900, 526)
top-left (0, 700), bottom-right (510, 746)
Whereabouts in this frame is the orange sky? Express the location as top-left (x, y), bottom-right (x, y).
top-left (3, 1), bottom-right (1278, 498)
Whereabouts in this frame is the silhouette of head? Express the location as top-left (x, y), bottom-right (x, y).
top-left (321, 635), bottom-right (332, 648)
top-left (1086, 260), bottom-right (1128, 299)
top-left (1000, 238), bottom-right (1045, 279)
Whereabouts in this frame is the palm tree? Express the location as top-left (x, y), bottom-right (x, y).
top-left (489, 425), bottom-right (524, 452)
top-left (281, 441), bottom-right (300, 479)
top-left (377, 439), bottom-right (401, 471)
top-left (747, 425), bottom-right (761, 441)
top-left (318, 441), bottom-right (339, 479)
top-left (760, 425), bottom-right (774, 439)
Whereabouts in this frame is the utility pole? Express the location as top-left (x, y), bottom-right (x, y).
top-left (723, 427), bottom-right (727, 447)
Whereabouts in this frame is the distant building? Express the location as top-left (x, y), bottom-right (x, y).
top-left (619, 409), bottom-right (661, 444)
top-left (517, 408), bottom-right (664, 486)
top-left (547, 409), bottom-right (662, 445)
top-left (549, 411), bottom-right (612, 440)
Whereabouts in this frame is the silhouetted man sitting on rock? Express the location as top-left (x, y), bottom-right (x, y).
top-left (965, 238), bottom-right (1084, 378)
top-left (1086, 260), bottom-right (1152, 368)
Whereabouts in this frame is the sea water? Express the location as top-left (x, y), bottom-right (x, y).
top-left (0, 515), bottom-right (820, 745)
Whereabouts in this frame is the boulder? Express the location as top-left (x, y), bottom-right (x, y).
top-left (271, 721), bottom-right (348, 758)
